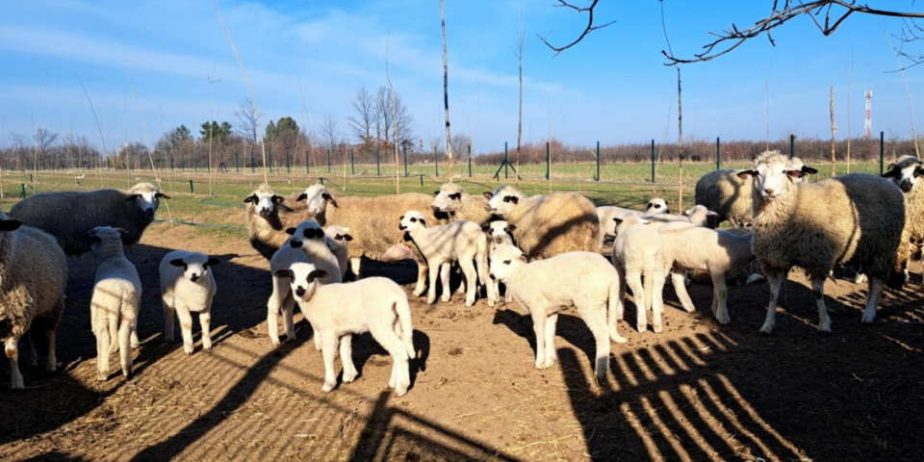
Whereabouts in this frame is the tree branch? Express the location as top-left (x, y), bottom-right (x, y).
top-left (538, 0), bottom-right (616, 54)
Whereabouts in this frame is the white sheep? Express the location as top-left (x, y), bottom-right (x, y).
top-left (323, 225), bottom-right (353, 279)
top-left (489, 245), bottom-right (626, 383)
top-left (274, 262), bottom-right (416, 395)
top-left (694, 155), bottom-right (816, 227)
top-left (882, 154), bottom-right (924, 282)
top-left (160, 251), bottom-right (219, 354)
top-left (739, 151), bottom-right (905, 333)
top-left (244, 183), bottom-right (315, 260)
top-left (484, 185), bottom-right (600, 259)
top-left (266, 220), bottom-right (342, 345)
top-left (0, 215), bottom-right (67, 389)
top-left (89, 226), bottom-right (142, 381)
top-left (611, 216), bottom-right (666, 333)
top-left (10, 182), bottom-right (170, 255)
top-left (431, 182), bottom-right (493, 224)
top-left (483, 220), bottom-right (517, 303)
top-left (596, 197), bottom-right (668, 248)
top-left (399, 210), bottom-right (492, 307)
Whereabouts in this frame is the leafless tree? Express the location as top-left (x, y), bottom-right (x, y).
top-left (374, 86), bottom-right (414, 148)
top-left (321, 116), bottom-right (338, 153)
top-left (541, 1), bottom-right (924, 68)
top-left (235, 98), bottom-right (261, 170)
top-left (349, 87), bottom-right (376, 147)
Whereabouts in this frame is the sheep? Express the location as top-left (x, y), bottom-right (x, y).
top-left (431, 182), bottom-right (493, 224)
top-left (611, 216), bottom-right (666, 333)
top-left (596, 197), bottom-right (668, 248)
top-left (694, 155), bottom-right (816, 227)
top-left (483, 220), bottom-right (517, 303)
top-left (266, 220), bottom-right (342, 345)
top-left (882, 155), bottom-right (924, 282)
top-left (9, 182), bottom-right (170, 255)
top-left (274, 262), bottom-right (415, 395)
top-left (738, 151), bottom-right (905, 333)
top-left (484, 185), bottom-right (600, 259)
top-left (88, 226), bottom-right (142, 381)
top-left (323, 225), bottom-right (353, 279)
top-left (244, 183), bottom-right (315, 260)
top-left (643, 204), bottom-right (719, 228)
top-left (0, 215), bottom-right (67, 390)
top-left (489, 244), bottom-right (625, 383)
top-left (160, 251), bottom-right (219, 354)
top-left (297, 186), bottom-right (437, 277)
top-left (399, 210), bottom-right (492, 307)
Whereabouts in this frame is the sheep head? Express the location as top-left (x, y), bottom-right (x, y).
top-left (244, 184), bottom-right (284, 219)
top-left (644, 198), bottom-right (669, 214)
top-left (738, 151), bottom-right (817, 202)
top-left (275, 262), bottom-right (327, 301)
top-left (482, 220), bottom-right (516, 245)
top-left (297, 184), bottom-right (338, 217)
top-left (882, 154), bottom-right (924, 193)
top-left (484, 186), bottom-right (524, 218)
top-left (432, 183), bottom-right (464, 215)
top-left (285, 220), bottom-right (324, 249)
top-left (169, 254), bottom-right (219, 283)
top-left (488, 244), bottom-right (526, 282)
top-left (127, 182), bottom-right (169, 221)
top-left (398, 210), bottom-right (428, 232)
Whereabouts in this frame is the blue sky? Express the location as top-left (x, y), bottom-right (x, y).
top-left (0, 0), bottom-right (922, 152)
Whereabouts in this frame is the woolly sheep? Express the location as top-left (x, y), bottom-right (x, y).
top-left (244, 184), bottom-right (315, 260)
top-left (323, 225), bottom-right (353, 279)
top-left (642, 204), bottom-right (719, 228)
top-left (274, 262), bottom-right (416, 395)
top-left (694, 154), bottom-right (816, 227)
top-left (484, 185), bottom-right (600, 259)
top-left (160, 250), bottom-right (220, 354)
top-left (489, 245), bottom-right (625, 382)
top-left (266, 220), bottom-right (342, 345)
top-left (10, 182), bottom-right (170, 255)
top-left (89, 226), bottom-right (142, 381)
top-left (431, 182), bottom-right (493, 224)
top-left (596, 197), bottom-right (668, 248)
top-left (882, 155), bottom-right (924, 281)
top-left (0, 215), bottom-right (67, 389)
top-left (738, 151), bottom-right (905, 333)
top-left (399, 210), bottom-right (492, 307)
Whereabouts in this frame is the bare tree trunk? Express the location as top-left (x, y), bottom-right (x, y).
top-left (440, 0), bottom-right (454, 181)
top-left (830, 86), bottom-right (837, 177)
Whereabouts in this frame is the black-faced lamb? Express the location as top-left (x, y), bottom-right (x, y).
top-left (274, 262), bottom-right (416, 395)
top-left (10, 182), bottom-right (170, 255)
top-left (244, 183), bottom-right (314, 260)
top-left (0, 214), bottom-right (67, 389)
top-left (738, 151), bottom-right (905, 333)
top-left (596, 197), bottom-right (668, 248)
top-left (431, 182), bottom-right (493, 224)
top-left (489, 244), bottom-right (626, 383)
top-left (160, 250), bottom-right (219, 354)
top-left (89, 226), bottom-right (142, 381)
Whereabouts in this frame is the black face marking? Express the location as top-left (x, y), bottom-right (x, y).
top-left (272, 195), bottom-right (285, 205)
top-left (503, 196), bottom-right (519, 204)
top-left (449, 192), bottom-right (461, 200)
top-left (206, 257), bottom-right (220, 267)
top-left (0, 220), bottom-right (22, 232)
top-left (301, 228), bottom-right (324, 239)
top-left (274, 269), bottom-right (294, 279)
top-left (322, 192), bottom-right (338, 207)
top-left (503, 260), bottom-right (511, 264)
top-left (169, 258), bottom-right (187, 269)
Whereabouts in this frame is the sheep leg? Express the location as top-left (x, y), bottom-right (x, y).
top-left (711, 270), bottom-right (731, 325)
top-left (439, 262), bottom-right (452, 302)
top-left (46, 328), bottom-right (57, 372)
top-left (812, 278), bottom-right (832, 332)
top-left (646, 270), bottom-right (667, 333)
top-left (199, 311), bottom-right (212, 352)
top-left (282, 296), bottom-right (297, 342)
top-left (530, 308), bottom-right (549, 369)
top-left (581, 305), bottom-right (611, 383)
top-left (861, 277), bottom-right (884, 324)
top-left (543, 313), bottom-right (558, 368)
top-left (95, 321), bottom-right (110, 382)
top-left (670, 271), bottom-right (696, 313)
top-left (350, 258), bottom-right (362, 279)
top-left (5, 336), bottom-right (24, 390)
top-left (426, 261), bottom-right (441, 305)
top-left (26, 332), bottom-right (38, 367)
top-left (163, 300), bottom-right (176, 343)
top-left (339, 335), bottom-right (358, 383)
top-left (119, 317), bottom-right (133, 378)
top-left (460, 258), bottom-right (478, 307)
top-left (369, 325), bottom-right (411, 396)
top-left (176, 308), bottom-right (195, 355)
top-left (130, 326), bottom-right (140, 349)
top-left (320, 332), bottom-right (339, 393)
top-left (760, 274), bottom-right (785, 334)
top-left (266, 278), bottom-right (285, 345)
top-left (413, 259), bottom-right (428, 297)
top-left (626, 271), bottom-right (647, 333)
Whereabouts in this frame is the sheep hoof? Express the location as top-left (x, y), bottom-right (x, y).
top-left (11, 376), bottom-right (24, 390)
top-left (817, 323), bottom-right (832, 333)
top-left (342, 372), bottom-right (358, 383)
top-left (97, 372), bottom-right (108, 382)
top-left (716, 315), bottom-right (731, 325)
top-left (184, 346), bottom-right (194, 355)
top-left (321, 382), bottom-right (335, 393)
top-left (394, 385), bottom-right (408, 396)
top-left (610, 333), bottom-right (628, 344)
top-left (861, 312), bottom-right (876, 324)
top-left (758, 325), bottom-right (774, 335)
top-left (652, 324), bottom-right (663, 334)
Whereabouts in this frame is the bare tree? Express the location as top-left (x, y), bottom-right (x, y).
top-left (541, 1), bottom-right (924, 68)
top-left (235, 98), bottom-right (261, 171)
top-left (349, 87), bottom-right (376, 147)
top-left (374, 86), bottom-right (414, 149)
top-left (321, 116), bottom-right (338, 161)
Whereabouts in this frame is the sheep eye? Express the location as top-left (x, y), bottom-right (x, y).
top-left (503, 259), bottom-right (511, 264)
top-left (410, 217), bottom-right (416, 223)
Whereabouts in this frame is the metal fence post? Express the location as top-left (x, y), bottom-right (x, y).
top-left (879, 130), bottom-right (885, 175)
top-left (350, 149), bottom-right (355, 176)
top-left (545, 141), bottom-right (551, 180)
top-left (650, 139), bottom-right (656, 183)
top-left (789, 134), bottom-right (796, 158)
top-left (188, 179), bottom-right (194, 193)
top-left (433, 146), bottom-right (439, 177)
top-left (504, 142), bottom-right (509, 179)
top-left (20, 184), bottom-right (26, 198)
top-left (403, 145), bottom-right (408, 177)
top-left (327, 148), bottom-right (332, 173)
top-left (595, 140), bottom-right (600, 181)
top-left (467, 145), bottom-right (472, 177)
top-left (376, 148), bottom-right (381, 176)
top-left (716, 136), bottom-right (721, 170)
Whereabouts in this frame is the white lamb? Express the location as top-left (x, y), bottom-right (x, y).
top-left (596, 197), bottom-right (668, 248)
top-left (483, 220), bottom-right (517, 303)
top-left (399, 210), bottom-right (492, 307)
top-left (611, 216), bottom-right (666, 333)
top-left (266, 220), bottom-right (342, 345)
top-left (89, 226), bottom-right (142, 381)
top-left (489, 245), bottom-right (626, 383)
top-left (160, 251), bottom-right (219, 354)
top-left (274, 262), bottom-right (416, 395)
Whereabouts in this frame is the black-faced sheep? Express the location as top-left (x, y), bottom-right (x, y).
top-left (244, 183), bottom-right (315, 260)
top-left (882, 154), bottom-right (924, 281)
top-left (160, 250), bottom-right (219, 354)
top-left (431, 182), bottom-right (493, 224)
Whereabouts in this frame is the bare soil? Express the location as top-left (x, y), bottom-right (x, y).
top-left (2, 222), bottom-right (923, 461)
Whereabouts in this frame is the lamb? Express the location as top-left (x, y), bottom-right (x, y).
top-left (596, 197), bottom-right (668, 248)
top-left (323, 225), bottom-right (353, 279)
top-left (160, 250), bottom-right (219, 354)
top-left (738, 151), bottom-right (905, 333)
top-left (483, 220), bottom-right (517, 303)
top-left (266, 220), bottom-right (342, 345)
top-left (489, 245), bottom-right (625, 383)
top-left (484, 185), bottom-right (600, 259)
top-left (694, 155), bottom-right (816, 227)
top-left (88, 226), bottom-right (142, 381)
top-left (244, 183), bottom-right (315, 260)
top-left (643, 204), bottom-right (719, 228)
top-left (10, 182), bottom-right (170, 255)
top-left (611, 216), bottom-right (666, 333)
top-left (431, 182), bottom-right (493, 224)
top-left (399, 210), bottom-right (492, 307)
top-left (274, 262), bottom-right (416, 395)
top-left (882, 155), bottom-right (924, 281)
top-left (0, 214), bottom-right (67, 389)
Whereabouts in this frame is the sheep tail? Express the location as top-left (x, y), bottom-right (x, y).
top-left (394, 297), bottom-right (416, 360)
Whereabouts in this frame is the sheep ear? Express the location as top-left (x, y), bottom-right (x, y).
top-left (206, 257), bottom-right (221, 267)
top-left (272, 195), bottom-right (285, 205)
top-left (801, 166), bottom-right (818, 175)
top-left (0, 219), bottom-right (21, 232)
top-left (737, 169), bottom-right (757, 179)
top-left (169, 258), bottom-right (186, 268)
top-left (341, 233), bottom-right (353, 241)
top-left (125, 194), bottom-right (141, 201)
top-left (307, 269), bottom-right (328, 282)
top-left (481, 223), bottom-right (491, 232)
top-left (243, 195), bottom-right (256, 203)
top-left (285, 227), bottom-right (296, 235)
top-left (296, 192), bottom-right (307, 201)
top-left (482, 192), bottom-right (493, 200)
top-left (155, 192), bottom-right (170, 199)
top-left (433, 190), bottom-right (440, 196)
top-left (785, 169), bottom-right (805, 179)
top-left (274, 269), bottom-right (294, 279)
top-left (322, 192), bottom-right (339, 208)
top-left (915, 167), bottom-right (924, 178)
top-left (506, 224), bottom-right (516, 232)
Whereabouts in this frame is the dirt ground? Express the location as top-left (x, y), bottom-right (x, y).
top-left (2, 222), bottom-right (923, 462)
